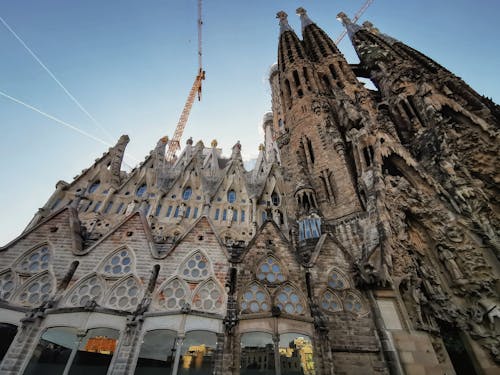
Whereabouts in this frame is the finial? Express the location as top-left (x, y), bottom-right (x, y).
top-left (336, 11), bottom-right (361, 38)
top-left (186, 137), bottom-right (193, 145)
top-left (211, 139), bottom-right (218, 148)
top-left (160, 136), bottom-right (169, 143)
top-left (296, 7), bottom-right (313, 31)
top-left (276, 11), bottom-right (293, 34)
top-left (259, 143), bottom-right (265, 151)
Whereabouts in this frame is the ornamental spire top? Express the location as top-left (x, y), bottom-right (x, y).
top-left (276, 11), bottom-right (293, 34)
top-left (296, 7), bottom-right (313, 31)
top-left (336, 12), bottom-right (361, 39)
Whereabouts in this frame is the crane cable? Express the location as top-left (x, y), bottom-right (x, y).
top-left (335, 0), bottom-right (374, 44)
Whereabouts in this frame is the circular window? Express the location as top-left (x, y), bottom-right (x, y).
top-left (227, 190), bottom-right (236, 203)
top-left (182, 187), bottom-right (192, 201)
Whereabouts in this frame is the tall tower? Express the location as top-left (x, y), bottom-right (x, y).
top-left (273, 11), bottom-right (361, 236)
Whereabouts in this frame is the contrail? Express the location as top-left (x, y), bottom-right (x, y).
top-left (0, 15), bottom-right (115, 142)
top-left (0, 90), bottom-right (139, 166)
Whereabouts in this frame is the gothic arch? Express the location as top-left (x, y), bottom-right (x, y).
top-left (240, 281), bottom-right (272, 314)
top-left (0, 268), bottom-right (18, 302)
top-left (103, 275), bottom-right (143, 311)
top-left (320, 289), bottom-right (343, 313)
top-left (153, 276), bottom-right (191, 312)
top-left (326, 267), bottom-right (350, 290)
top-left (63, 273), bottom-right (106, 308)
top-left (13, 242), bottom-right (52, 275)
top-left (255, 255), bottom-right (287, 284)
top-left (177, 249), bottom-right (212, 281)
top-left (12, 270), bottom-right (56, 307)
top-left (97, 246), bottom-right (136, 278)
top-left (343, 291), bottom-right (369, 316)
top-left (191, 277), bottom-right (225, 313)
top-left (273, 282), bottom-right (307, 316)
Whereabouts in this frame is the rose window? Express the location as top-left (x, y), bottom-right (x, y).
top-left (17, 273), bottom-right (54, 306)
top-left (275, 285), bottom-right (304, 315)
top-left (180, 252), bottom-right (209, 280)
top-left (320, 290), bottom-right (342, 312)
top-left (102, 249), bottom-right (133, 276)
top-left (192, 279), bottom-right (224, 312)
top-left (344, 293), bottom-right (364, 314)
top-left (256, 257), bottom-right (285, 283)
top-left (16, 246), bottom-right (50, 274)
top-left (327, 270), bottom-right (348, 290)
top-left (158, 278), bottom-right (190, 310)
top-left (241, 283), bottom-right (270, 314)
top-left (0, 270), bottom-right (16, 301)
top-left (105, 277), bottom-right (141, 311)
top-left (66, 275), bottom-right (103, 307)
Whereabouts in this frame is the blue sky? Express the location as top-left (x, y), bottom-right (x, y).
top-left (1, 0), bottom-right (499, 245)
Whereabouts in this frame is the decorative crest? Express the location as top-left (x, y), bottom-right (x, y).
top-left (296, 7), bottom-right (313, 31)
top-left (276, 11), bottom-right (293, 34)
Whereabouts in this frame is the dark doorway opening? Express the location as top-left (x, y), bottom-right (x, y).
top-left (439, 322), bottom-right (478, 375)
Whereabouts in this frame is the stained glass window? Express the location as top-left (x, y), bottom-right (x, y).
top-left (327, 270), bottom-right (348, 290)
top-left (227, 189), bottom-right (236, 203)
top-left (256, 257), bottom-right (285, 283)
top-left (344, 293), bottom-right (364, 314)
top-left (104, 276), bottom-right (141, 311)
top-left (16, 245), bottom-right (50, 274)
top-left (192, 279), bottom-right (224, 312)
top-left (180, 252), bottom-right (210, 280)
top-left (66, 274), bottom-right (104, 307)
top-left (16, 272), bottom-right (54, 307)
top-left (275, 284), bottom-right (305, 315)
top-left (240, 283), bottom-right (271, 314)
top-left (157, 278), bottom-right (190, 311)
top-left (101, 248), bottom-right (133, 277)
top-left (182, 187), bottom-right (192, 200)
top-left (0, 270), bottom-right (16, 301)
top-left (136, 184), bottom-right (147, 197)
top-left (320, 290), bottom-right (342, 313)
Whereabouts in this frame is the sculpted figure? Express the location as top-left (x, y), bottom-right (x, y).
top-left (437, 244), bottom-right (466, 284)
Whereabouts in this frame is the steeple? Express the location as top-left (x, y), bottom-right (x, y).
top-left (276, 11), bottom-right (307, 72)
top-left (297, 7), bottom-right (341, 61)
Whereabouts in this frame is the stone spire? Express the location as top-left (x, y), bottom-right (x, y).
top-left (276, 11), bottom-right (293, 34)
top-left (336, 12), bottom-right (362, 39)
top-left (296, 7), bottom-right (313, 31)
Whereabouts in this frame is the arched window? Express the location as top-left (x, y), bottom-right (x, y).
top-left (327, 269), bottom-right (349, 290)
top-left (179, 251), bottom-right (210, 281)
top-left (240, 332), bottom-right (275, 373)
top-left (344, 292), bottom-right (366, 315)
top-left (275, 284), bottom-right (305, 315)
top-left (88, 181), bottom-right (100, 194)
top-left (271, 191), bottom-right (280, 206)
top-left (23, 327), bottom-right (78, 375)
top-left (15, 245), bottom-right (50, 274)
top-left (134, 330), bottom-right (177, 374)
top-left (182, 187), bottom-right (193, 200)
top-left (0, 269), bottom-right (16, 301)
top-left (227, 189), bottom-right (236, 203)
top-left (100, 248), bottom-right (134, 277)
top-left (279, 333), bottom-right (315, 374)
top-left (104, 276), bottom-right (142, 311)
top-left (15, 272), bottom-right (55, 307)
top-left (192, 278), bottom-right (224, 313)
top-left (320, 290), bottom-right (342, 313)
top-left (256, 256), bottom-right (285, 283)
top-left (240, 283), bottom-right (271, 314)
top-left (156, 277), bottom-right (190, 311)
top-left (69, 328), bottom-right (119, 373)
top-left (0, 323), bottom-right (17, 362)
top-left (179, 331), bottom-right (217, 374)
top-left (136, 183), bottom-right (147, 197)
top-left (65, 274), bottom-right (104, 307)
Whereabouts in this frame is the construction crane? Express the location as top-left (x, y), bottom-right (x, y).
top-left (165, 0), bottom-right (205, 161)
top-left (335, 0), bottom-right (373, 44)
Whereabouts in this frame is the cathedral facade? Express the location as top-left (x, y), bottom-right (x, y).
top-left (0, 8), bottom-right (499, 375)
